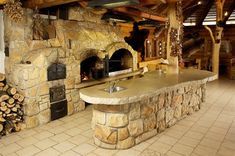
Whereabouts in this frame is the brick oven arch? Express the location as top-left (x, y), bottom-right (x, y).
top-left (79, 49), bottom-right (106, 62)
top-left (105, 42), bottom-right (138, 71)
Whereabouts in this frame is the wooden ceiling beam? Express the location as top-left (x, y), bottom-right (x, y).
top-left (182, 0), bottom-right (195, 10)
top-left (114, 7), bottom-right (168, 22)
top-left (223, 0), bottom-right (235, 24)
top-left (196, 0), bottom-right (214, 26)
top-left (24, 0), bottom-right (82, 9)
top-left (166, 0), bottom-right (179, 3)
top-left (0, 0), bottom-right (7, 5)
top-left (139, 0), bottom-right (166, 5)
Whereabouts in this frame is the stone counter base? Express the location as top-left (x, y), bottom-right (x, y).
top-left (92, 82), bottom-right (206, 149)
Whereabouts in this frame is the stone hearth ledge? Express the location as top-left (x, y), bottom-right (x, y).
top-left (79, 69), bottom-right (216, 149)
top-left (80, 69), bottom-right (217, 105)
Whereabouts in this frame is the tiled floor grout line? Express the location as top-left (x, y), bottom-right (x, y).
top-left (214, 88), bottom-right (235, 155)
top-left (1, 79), bottom-right (235, 156)
top-left (189, 81), bottom-right (235, 156)
top-left (159, 80), bottom-right (232, 155)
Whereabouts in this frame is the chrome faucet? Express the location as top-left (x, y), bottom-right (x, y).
top-left (109, 80), bottom-right (118, 93)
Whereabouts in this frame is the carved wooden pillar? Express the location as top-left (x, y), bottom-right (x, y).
top-left (166, 1), bottom-right (183, 74)
top-left (205, 0), bottom-right (225, 77)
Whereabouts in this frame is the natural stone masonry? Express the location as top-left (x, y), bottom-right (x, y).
top-left (4, 7), bottom-right (138, 129)
top-left (92, 83), bottom-right (206, 149)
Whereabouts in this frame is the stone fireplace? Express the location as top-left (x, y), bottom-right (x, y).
top-left (3, 8), bottom-right (138, 128)
top-left (80, 56), bottom-right (104, 82)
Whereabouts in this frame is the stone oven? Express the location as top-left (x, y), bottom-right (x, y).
top-left (80, 56), bottom-right (104, 81)
top-left (49, 85), bottom-right (67, 121)
top-left (4, 8), bottom-right (138, 129)
top-left (47, 63), bottom-right (66, 81)
top-left (109, 48), bottom-right (133, 75)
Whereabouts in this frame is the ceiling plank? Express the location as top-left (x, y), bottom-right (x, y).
top-left (183, 5), bottom-right (199, 21)
top-left (223, 0), bottom-right (235, 24)
top-left (24, 0), bottom-right (82, 9)
top-left (114, 7), bottom-right (168, 22)
top-left (196, 0), bottom-right (214, 26)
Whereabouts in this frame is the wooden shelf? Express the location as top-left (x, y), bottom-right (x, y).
top-left (138, 59), bottom-right (161, 68)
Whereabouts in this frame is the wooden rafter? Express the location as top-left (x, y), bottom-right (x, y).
top-left (24, 0), bottom-right (82, 9)
top-left (223, 0), bottom-right (235, 24)
top-left (183, 4), bottom-right (199, 21)
top-left (196, 0), bottom-right (214, 26)
top-left (114, 7), bottom-right (168, 22)
top-left (152, 3), bottom-right (168, 13)
top-left (182, 0), bottom-right (195, 10)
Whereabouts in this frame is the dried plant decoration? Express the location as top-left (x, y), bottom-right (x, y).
top-left (32, 8), bottom-right (49, 40)
top-left (3, 0), bottom-right (24, 23)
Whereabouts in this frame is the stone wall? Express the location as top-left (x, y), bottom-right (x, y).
top-left (0, 10), bottom-right (5, 73)
top-left (3, 7), bottom-right (138, 128)
top-left (92, 82), bottom-right (206, 149)
top-left (8, 47), bottom-right (85, 128)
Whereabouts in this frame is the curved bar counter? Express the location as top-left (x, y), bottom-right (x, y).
top-left (79, 69), bottom-right (216, 149)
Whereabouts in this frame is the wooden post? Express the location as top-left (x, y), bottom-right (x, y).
top-left (204, 0), bottom-right (225, 78)
top-left (166, 3), bottom-right (180, 74)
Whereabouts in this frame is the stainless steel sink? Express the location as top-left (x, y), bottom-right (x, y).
top-left (103, 86), bottom-right (126, 93)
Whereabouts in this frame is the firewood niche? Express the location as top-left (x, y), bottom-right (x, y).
top-left (0, 73), bottom-right (24, 137)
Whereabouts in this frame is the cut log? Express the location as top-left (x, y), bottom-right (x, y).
top-left (1, 102), bottom-right (6, 107)
top-left (0, 73), bottom-right (5, 82)
top-left (7, 87), bottom-right (17, 96)
top-left (7, 103), bottom-right (15, 108)
top-left (18, 95), bottom-right (24, 102)
top-left (0, 92), bottom-right (10, 102)
top-left (3, 85), bottom-right (9, 92)
top-left (17, 110), bottom-right (23, 116)
top-left (0, 76), bottom-right (24, 136)
top-left (7, 98), bottom-right (15, 105)
top-left (13, 93), bottom-right (20, 100)
top-left (11, 107), bottom-right (17, 112)
top-left (5, 120), bottom-right (14, 134)
top-left (6, 114), bottom-right (15, 121)
top-left (5, 108), bottom-right (11, 114)
top-left (0, 124), bottom-right (3, 132)
top-left (0, 82), bottom-right (5, 87)
top-left (0, 117), bottom-right (6, 122)
top-left (15, 104), bottom-right (20, 109)
top-left (0, 105), bottom-right (7, 112)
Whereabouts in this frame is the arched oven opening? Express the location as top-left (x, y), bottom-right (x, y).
top-left (109, 49), bottom-right (133, 76)
top-left (80, 56), bottom-right (105, 82)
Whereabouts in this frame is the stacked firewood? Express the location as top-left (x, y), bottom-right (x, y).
top-left (0, 73), bottom-right (24, 137)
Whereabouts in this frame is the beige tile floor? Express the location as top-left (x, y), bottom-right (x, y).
top-left (0, 78), bottom-right (235, 156)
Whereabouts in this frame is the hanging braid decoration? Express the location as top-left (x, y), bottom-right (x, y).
top-left (3, 0), bottom-right (24, 23)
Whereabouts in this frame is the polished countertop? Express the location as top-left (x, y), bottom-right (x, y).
top-left (79, 69), bottom-right (217, 105)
